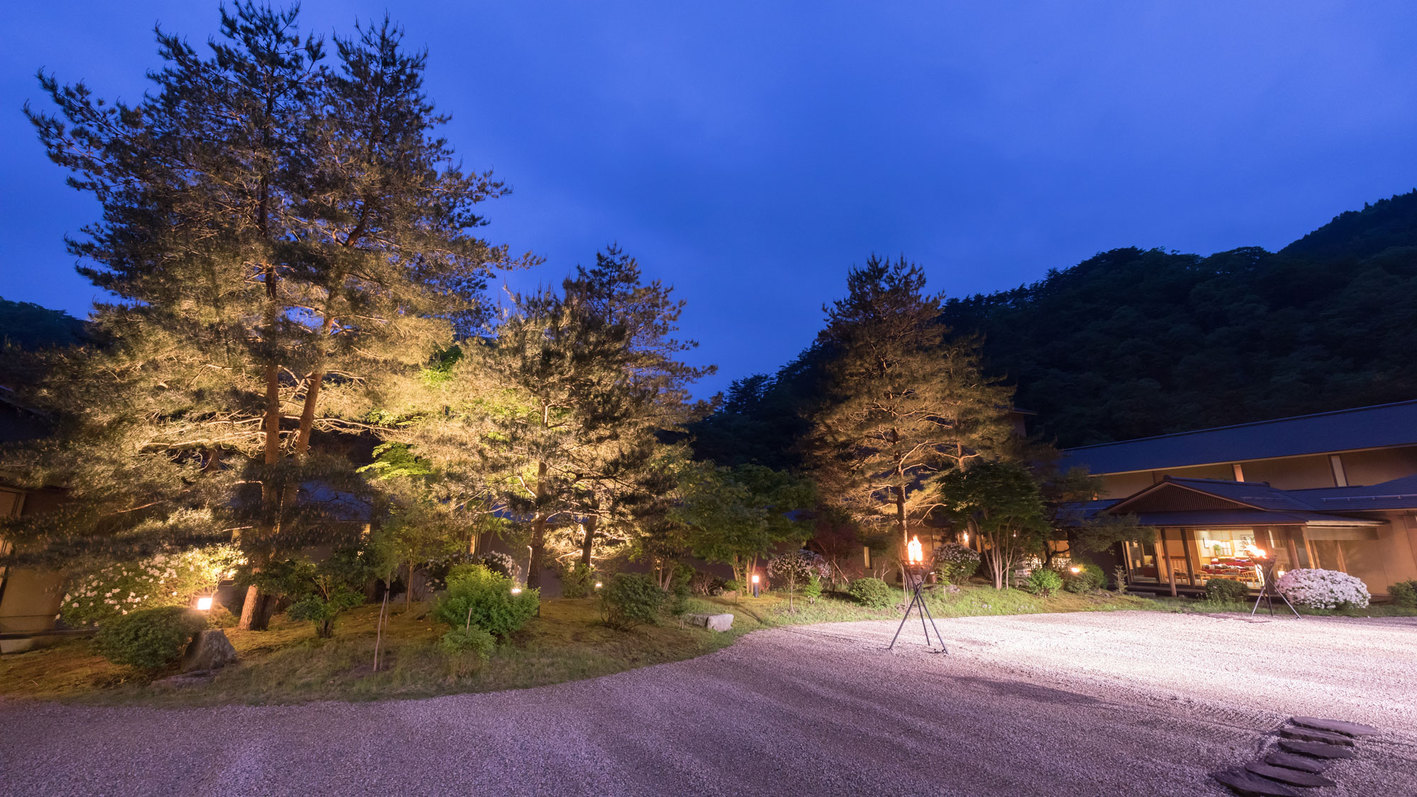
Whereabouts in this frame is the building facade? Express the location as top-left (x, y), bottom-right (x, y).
top-left (1063, 400), bottom-right (1417, 598)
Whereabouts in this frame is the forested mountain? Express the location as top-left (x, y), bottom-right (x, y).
top-left (945, 191), bottom-right (1417, 446)
top-left (0, 297), bottom-right (86, 350)
top-left (694, 190), bottom-right (1417, 461)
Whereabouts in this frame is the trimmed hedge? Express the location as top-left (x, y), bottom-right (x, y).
top-left (93, 606), bottom-right (207, 671)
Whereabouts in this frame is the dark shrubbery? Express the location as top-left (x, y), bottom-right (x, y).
top-left (601, 573), bottom-right (664, 630)
top-left (803, 572), bottom-right (822, 604)
top-left (93, 606), bottom-right (207, 671)
top-left (933, 543), bottom-right (981, 585)
top-left (1063, 563), bottom-right (1106, 593)
top-left (848, 577), bottom-right (894, 608)
top-left (1204, 578), bottom-right (1250, 605)
top-left (1387, 579), bottom-right (1417, 608)
top-left (432, 564), bottom-right (539, 639)
top-left (1026, 568), bottom-right (1063, 596)
top-left (252, 552), bottom-right (372, 638)
top-left (560, 561), bottom-right (597, 599)
top-left (667, 565), bottom-right (694, 616)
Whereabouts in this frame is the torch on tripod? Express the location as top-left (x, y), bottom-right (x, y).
top-left (888, 535), bottom-right (948, 653)
top-left (1247, 546), bottom-right (1301, 618)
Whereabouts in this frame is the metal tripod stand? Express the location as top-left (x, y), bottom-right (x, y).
top-left (887, 565), bottom-right (948, 653)
top-left (1251, 557), bottom-right (1301, 618)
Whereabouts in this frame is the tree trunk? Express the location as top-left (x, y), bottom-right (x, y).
top-left (405, 560), bottom-right (415, 609)
top-left (240, 363), bottom-right (286, 631)
top-left (579, 515), bottom-right (597, 567)
top-left (527, 459), bottom-right (549, 589)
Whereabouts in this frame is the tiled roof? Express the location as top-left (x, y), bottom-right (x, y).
top-left (1061, 400), bottom-right (1417, 475)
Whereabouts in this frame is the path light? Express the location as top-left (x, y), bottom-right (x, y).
top-left (751, 572), bottom-right (761, 598)
top-left (888, 536), bottom-right (947, 654)
top-left (594, 581), bottom-right (603, 590)
top-left (511, 587), bottom-right (522, 595)
top-left (195, 595), bottom-right (214, 612)
top-left (1069, 566), bottom-right (1081, 575)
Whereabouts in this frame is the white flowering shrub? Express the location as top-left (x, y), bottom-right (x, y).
top-left (1276, 568), bottom-right (1370, 610)
top-left (61, 544), bottom-right (245, 627)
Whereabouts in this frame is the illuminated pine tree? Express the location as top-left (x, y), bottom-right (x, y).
top-left (11, 4), bottom-right (526, 627)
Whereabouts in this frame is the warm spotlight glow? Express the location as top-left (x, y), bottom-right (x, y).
top-left (196, 596), bottom-right (214, 612)
top-left (511, 587), bottom-right (522, 595)
top-left (594, 581), bottom-right (603, 589)
top-left (907, 536), bottom-right (923, 564)
top-left (751, 574), bottom-right (760, 584)
top-left (1069, 566), bottom-right (1081, 574)
top-left (1245, 544), bottom-right (1267, 559)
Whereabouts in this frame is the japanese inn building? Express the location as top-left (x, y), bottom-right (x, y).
top-left (1062, 399), bottom-right (1417, 599)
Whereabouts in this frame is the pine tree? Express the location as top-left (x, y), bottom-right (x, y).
top-left (479, 247), bottom-right (712, 587)
top-left (807, 256), bottom-right (1015, 564)
top-left (13, 5), bottom-right (525, 627)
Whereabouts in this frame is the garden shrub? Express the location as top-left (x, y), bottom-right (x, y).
top-left (252, 552), bottom-right (372, 638)
top-left (1026, 568), bottom-right (1063, 596)
top-left (93, 606), bottom-right (207, 671)
top-left (768, 550), bottom-right (830, 609)
top-left (722, 579), bottom-right (744, 594)
top-left (601, 573), bottom-right (664, 630)
top-left (1390, 579), bottom-right (1417, 608)
top-left (666, 564), bottom-right (694, 616)
top-left (848, 577), bottom-right (894, 608)
top-left (1277, 568), bottom-right (1370, 609)
top-left (61, 544), bottom-right (244, 627)
top-left (560, 561), bottom-right (596, 599)
top-left (803, 572), bottom-right (822, 604)
top-left (440, 625), bottom-right (496, 662)
top-left (1113, 566), bottom-right (1129, 595)
top-left (474, 551), bottom-right (520, 581)
top-left (1062, 563), bottom-right (1106, 593)
top-left (1204, 578), bottom-right (1250, 605)
top-left (432, 564), bottom-right (540, 639)
top-left (933, 543), bottom-right (981, 585)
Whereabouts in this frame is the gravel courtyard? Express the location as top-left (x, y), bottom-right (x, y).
top-left (2, 611), bottom-right (1414, 796)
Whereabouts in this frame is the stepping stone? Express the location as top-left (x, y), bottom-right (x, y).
top-left (1290, 716), bottom-right (1379, 737)
top-left (1245, 762), bottom-right (1336, 788)
top-left (1212, 768), bottom-right (1301, 796)
top-left (1280, 726), bottom-right (1355, 746)
top-left (1264, 751), bottom-right (1332, 774)
top-left (1278, 739), bottom-right (1355, 759)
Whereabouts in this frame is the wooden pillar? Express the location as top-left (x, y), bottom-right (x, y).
top-left (1155, 539), bottom-right (1177, 597)
top-left (1180, 529), bottom-right (1197, 586)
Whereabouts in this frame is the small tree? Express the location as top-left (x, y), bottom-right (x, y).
top-left (767, 549), bottom-right (829, 612)
top-left (937, 461), bottom-right (1050, 590)
top-left (673, 463), bottom-right (816, 589)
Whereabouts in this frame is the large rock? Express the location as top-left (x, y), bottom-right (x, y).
top-left (180, 629), bottom-right (238, 673)
top-left (1263, 751), bottom-right (1330, 773)
top-left (1280, 726), bottom-right (1354, 746)
top-left (1211, 768), bottom-right (1300, 796)
top-left (685, 613), bottom-right (734, 632)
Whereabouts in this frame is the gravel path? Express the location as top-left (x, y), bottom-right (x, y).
top-left (2, 611), bottom-right (1414, 796)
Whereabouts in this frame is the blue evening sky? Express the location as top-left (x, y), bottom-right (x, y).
top-left (3, 2), bottom-right (1415, 398)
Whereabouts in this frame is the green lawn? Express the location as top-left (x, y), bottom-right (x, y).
top-left (13, 583), bottom-right (1394, 707)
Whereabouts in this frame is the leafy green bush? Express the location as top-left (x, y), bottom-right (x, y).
top-left (1389, 579), bottom-right (1417, 608)
top-left (933, 543), bottom-right (981, 585)
top-left (1026, 568), bottom-right (1063, 596)
top-left (667, 564), bottom-right (694, 616)
top-left (803, 572), bottom-right (823, 604)
top-left (1063, 563), bottom-right (1106, 593)
top-left (251, 551), bottom-right (373, 638)
top-left (560, 561), bottom-right (597, 599)
top-left (848, 577), bottom-right (894, 608)
top-left (62, 544), bottom-right (244, 627)
top-left (723, 579), bottom-right (744, 594)
top-left (601, 573), bottom-right (664, 630)
top-left (440, 626), bottom-right (496, 662)
top-left (1204, 578), bottom-right (1250, 604)
top-left (432, 564), bottom-right (540, 639)
top-left (93, 606), bottom-right (207, 671)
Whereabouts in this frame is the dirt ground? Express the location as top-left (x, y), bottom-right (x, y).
top-left (1, 611), bottom-right (1414, 796)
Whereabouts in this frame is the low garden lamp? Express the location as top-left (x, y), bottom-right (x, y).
top-left (195, 595), bottom-right (214, 612)
top-left (751, 573), bottom-right (761, 598)
top-left (888, 535), bottom-right (947, 653)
